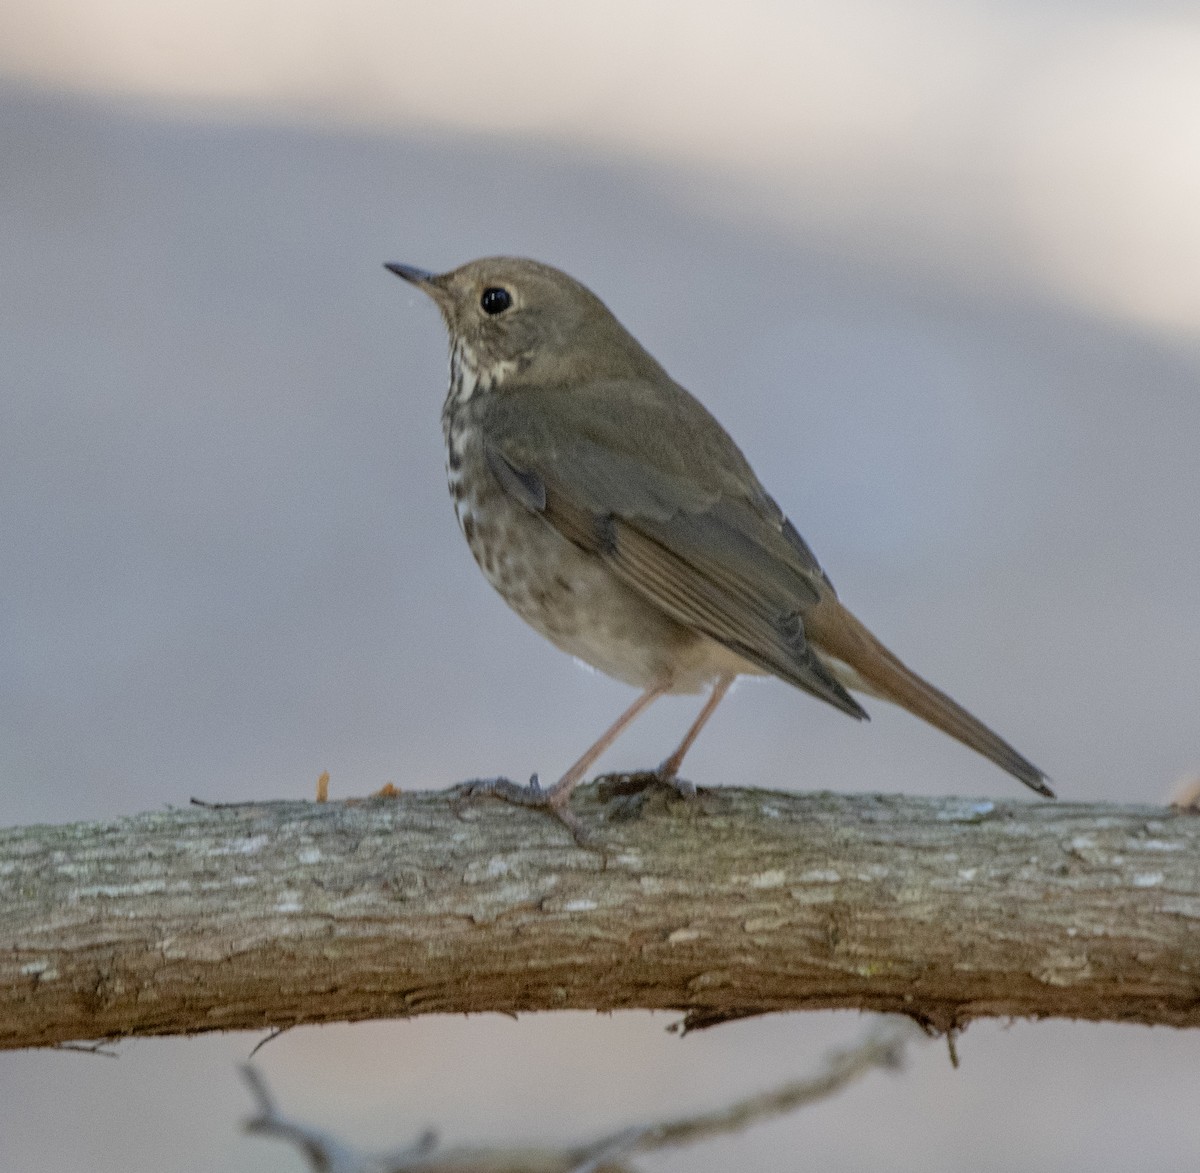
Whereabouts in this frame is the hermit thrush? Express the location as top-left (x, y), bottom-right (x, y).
top-left (386, 257), bottom-right (1051, 831)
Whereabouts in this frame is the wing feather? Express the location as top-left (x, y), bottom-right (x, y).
top-left (479, 385), bottom-right (865, 718)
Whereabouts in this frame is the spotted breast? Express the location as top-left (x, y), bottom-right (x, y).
top-left (440, 342), bottom-right (738, 695)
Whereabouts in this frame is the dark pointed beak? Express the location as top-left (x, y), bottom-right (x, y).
top-left (384, 262), bottom-right (437, 285)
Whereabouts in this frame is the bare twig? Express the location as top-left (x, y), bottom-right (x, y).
top-left (242, 1064), bottom-right (427, 1173)
top-left (241, 1018), bottom-right (922, 1172)
top-left (605, 1017), bottom-right (921, 1156)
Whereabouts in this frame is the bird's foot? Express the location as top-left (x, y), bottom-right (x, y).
top-left (450, 775), bottom-right (597, 847)
top-left (595, 767), bottom-right (699, 819)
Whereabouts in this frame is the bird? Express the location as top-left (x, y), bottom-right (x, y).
top-left (386, 256), bottom-right (1051, 833)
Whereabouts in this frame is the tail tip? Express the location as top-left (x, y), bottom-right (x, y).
top-left (1022, 771), bottom-right (1055, 799)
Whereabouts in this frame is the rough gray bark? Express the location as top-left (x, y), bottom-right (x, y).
top-left (2, 784), bottom-right (1199, 1050)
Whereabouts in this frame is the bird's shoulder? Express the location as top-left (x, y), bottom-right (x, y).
top-left (476, 375), bottom-right (830, 584)
top-left (479, 375), bottom-right (758, 498)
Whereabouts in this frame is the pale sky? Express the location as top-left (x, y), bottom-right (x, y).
top-left (4, 0), bottom-right (1200, 335)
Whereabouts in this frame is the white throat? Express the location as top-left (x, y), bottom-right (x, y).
top-left (447, 340), bottom-right (519, 410)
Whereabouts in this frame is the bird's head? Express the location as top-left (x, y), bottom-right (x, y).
top-left (385, 256), bottom-right (664, 391)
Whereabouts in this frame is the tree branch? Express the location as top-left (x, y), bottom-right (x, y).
top-left (2, 784), bottom-right (1199, 1050)
top-left (240, 1016), bottom-right (924, 1172)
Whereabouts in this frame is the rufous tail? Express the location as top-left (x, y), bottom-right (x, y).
top-left (806, 597), bottom-right (1052, 797)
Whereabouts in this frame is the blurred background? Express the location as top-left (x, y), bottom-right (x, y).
top-left (2, 2), bottom-right (1199, 1169)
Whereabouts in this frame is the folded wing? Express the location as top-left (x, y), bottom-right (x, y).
top-left (480, 383), bottom-right (867, 719)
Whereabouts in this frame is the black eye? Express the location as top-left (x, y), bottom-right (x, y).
top-left (480, 287), bottom-right (512, 315)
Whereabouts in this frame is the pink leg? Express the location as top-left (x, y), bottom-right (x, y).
top-left (658, 673), bottom-right (735, 780)
top-left (546, 680), bottom-right (671, 807)
top-left (454, 680), bottom-right (672, 842)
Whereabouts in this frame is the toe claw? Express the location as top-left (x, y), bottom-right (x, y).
top-left (447, 775), bottom-right (601, 848)
top-left (670, 776), bottom-right (697, 799)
